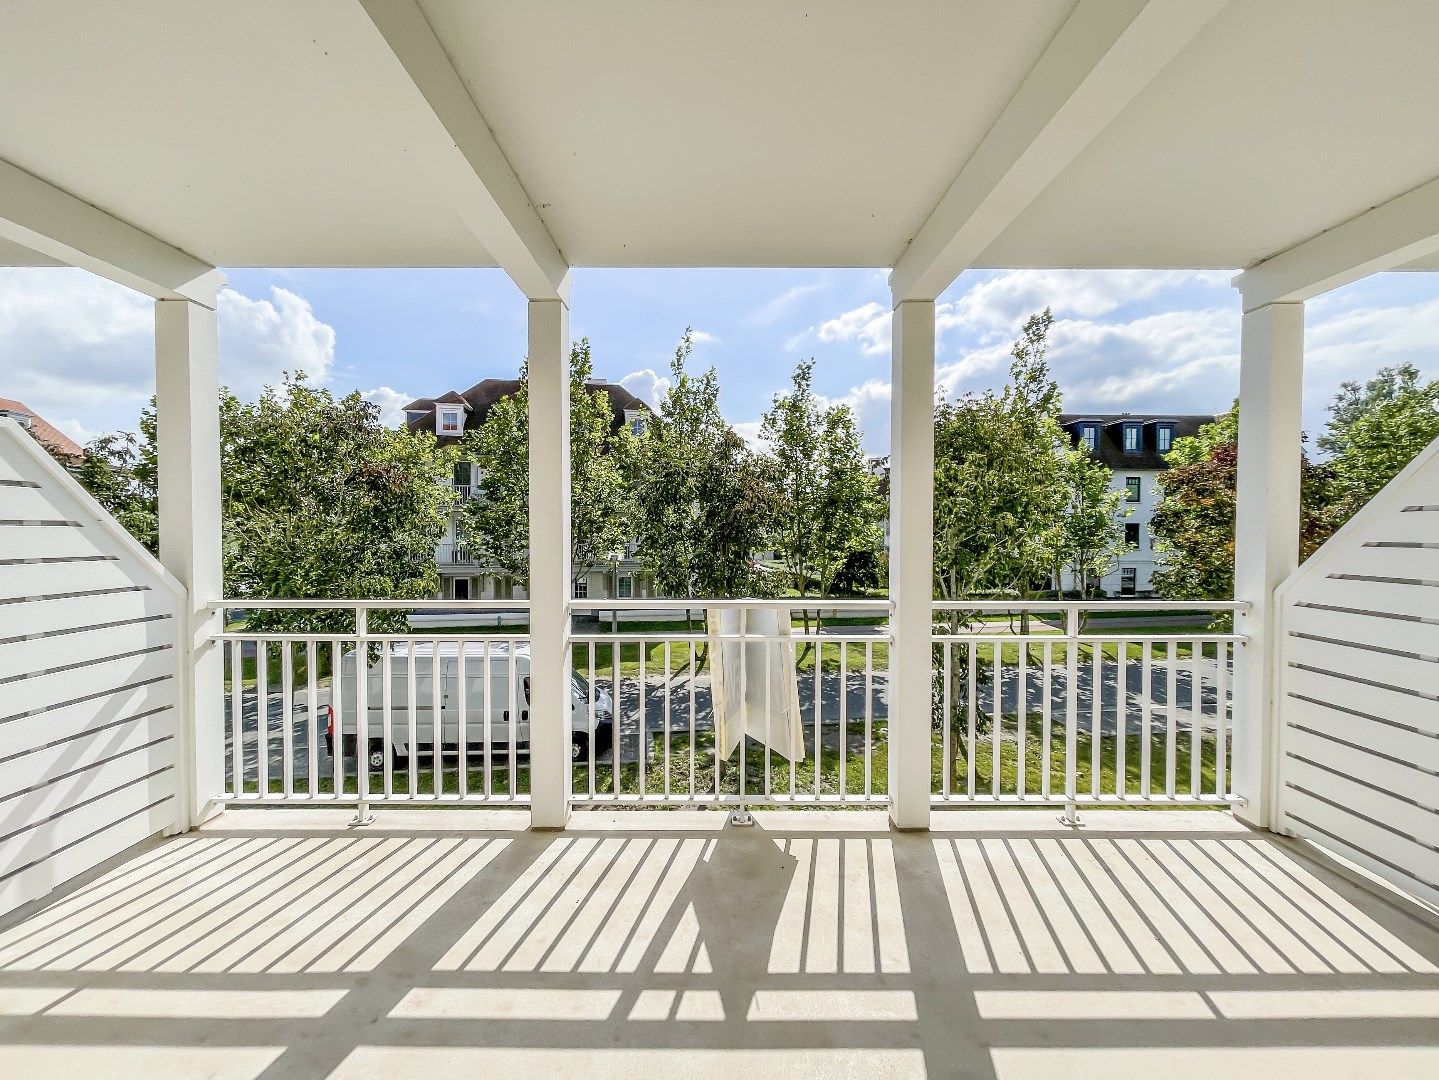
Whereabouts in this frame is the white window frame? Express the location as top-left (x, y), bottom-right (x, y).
top-left (573, 578), bottom-right (588, 599)
top-left (437, 406), bottom-right (464, 435)
top-left (1156, 424), bottom-right (1174, 453)
top-left (1122, 423), bottom-right (1141, 453)
top-left (1081, 424), bottom-right (1098, 452)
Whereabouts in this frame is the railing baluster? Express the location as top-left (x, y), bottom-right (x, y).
top-left (613, 640), bottom-right (621, 801)
top-left (990, 641), bottom-right (1001, 798)
top-left (813, 635), bottom-right (822, 801)
top-left (966, 640), bottom-right (978, 799)
top-left (1090, 635), bottom-right (1101, 799)
top-left (587, 640), bottom-right (596, 802)
top-left (507, 641), bottom-right (517, 801)
top-left (664, 640), bottom-right (672, 801)
top-left (228, 640), bottom-right (242, 798)
top-left (306, 640), bottom-right (318, 799)
top-left (638, 638), bottom-right (647, 797)
top-left (331, 638), bottom-right (344, 798)
top-left (432, 635), bottom-right (443, 799)
top-left (1190, 638), bottom-right (1202, 797)
top-left (406, 638), bottom-right (418, 799)
top-left (941, 641), bottom-right (952, 801)
top-left (1216, 639), bottom-right (1229, 798)
top-left (457, 638), bottom-right (468, 800)
top-left (1015, 632), bottom-right (1027, 799)
top-left (865, 639), bottom-right (874, 799)
top-left (1110, 638), bottom-right (1122, 799)
top-left (837, 631), bottom-right (846, 800)
top-left (256, 641), bottom-right (269, 798)
top-left (1063, 609), bottom-right (1078, 820)
top-left (1041, 640), bottom-right (1053, 800)
top-left (382, 637), bottom-right (394, 799)
top-left (1165, 637), bottom-right (1178, 798)
top-left (280, 639), bottom-right (294, 798)
top-left (1141, 639), bottom-right (1152, 797)
top-left (483, 639), bottom-right (493, 800)
top-left (689, 638), bottom-right (697, 801)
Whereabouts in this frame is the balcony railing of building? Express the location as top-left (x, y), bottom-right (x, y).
top-left (212, 596), bottom-right (1243, 818)
top-left (437, 542), bottom-right (481, 566)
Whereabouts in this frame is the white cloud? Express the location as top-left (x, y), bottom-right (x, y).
top-left (812, 301), bottom-right (891, 356)
top-left (688, 329), bottom-right (720, 346)
top-left (218, 286), bottom-right (336, 396)
top-left (619, 367), bottom-right (672, 410)
top-left (0, 269), bottom-right (339, 437)
top-left (732, 419), bottom-right (764, 450)
top-left (750, 281), bottom-right (826, 325)
top-left (361, 386), bottom-right (413, 427)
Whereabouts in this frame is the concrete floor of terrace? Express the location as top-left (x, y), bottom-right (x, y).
top-left (0, 811), bottom-right (1437, 1080)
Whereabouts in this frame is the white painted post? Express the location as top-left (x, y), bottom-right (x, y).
top-left (527, 298), bottom-right (572, 828)
top-left (154, 291), bottom-right (225, 830)
top-left (1231, 299), bottom-right (1304, 830)
top-left (888, 299), bottom-right (935, 830)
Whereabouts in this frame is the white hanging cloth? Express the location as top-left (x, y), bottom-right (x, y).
top-left (708, 606), bottom-right (805, 762)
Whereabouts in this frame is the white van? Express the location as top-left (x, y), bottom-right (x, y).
top-left (324, 641), bottom-right (613, 770)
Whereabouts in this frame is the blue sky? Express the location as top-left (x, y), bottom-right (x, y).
top-left (4, 265), bottom-right (1438, 457)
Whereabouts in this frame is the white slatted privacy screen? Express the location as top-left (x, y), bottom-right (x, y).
top-left (1276, 436), bottom-right (1439, 909)
top-left (0, 418), bottom-right (183, 917)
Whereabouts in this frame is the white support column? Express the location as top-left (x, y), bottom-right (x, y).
top-left (154, 292), bottom-right (225, 830)
top-left (888, 300), bottom-right (936, 830)
top-left (527, 297), bottom-right (572, 828)
top-left (1231, 300), bottom-right (1304, 830)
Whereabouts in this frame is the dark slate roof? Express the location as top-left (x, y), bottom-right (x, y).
top-left (406, 379), bottom-right (650, 445)
top-left (1058, 413), bottom-right (1215, 470)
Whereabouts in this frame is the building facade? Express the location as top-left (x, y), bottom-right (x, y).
top-left (404, 379), bottom-right (657, 602)
top-left (1059, 413), bottom-right (1215, 596)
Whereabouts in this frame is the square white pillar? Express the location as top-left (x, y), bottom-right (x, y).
top-left (888, 299), bottom-right (935, 829)
top-left (527, 297), bottom-right (572, 828)
top-left (154, 295), bottom-right (224, 829)
top-left (1231, 300), bottom-right (1304, 829)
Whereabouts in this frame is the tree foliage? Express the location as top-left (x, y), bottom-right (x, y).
top-left (932, 310), bottom-right (1068, 608)
top-left (457, 339), bottom-right (633, 594)
top-left (1320, 362), bottom-right (1439, 520)
top-left (72, 375), bottom-right (456, 634)
top-left (221, 374), bottom-right (456, 633)
top-left (628, 330), bottom-right (771, 600)
top-left (1151, 404), bottom-right (1335, 604)
top-left (1056, 446), bottom-right (1128, 602)
top-left (760, 359), bottom-right (885, 606)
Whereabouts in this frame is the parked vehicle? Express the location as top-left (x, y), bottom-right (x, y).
top-left (325, 641), bottom-right (613, 769)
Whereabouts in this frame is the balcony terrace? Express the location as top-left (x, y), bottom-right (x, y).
top-left (4, 2), bottom-right (1439, 1076)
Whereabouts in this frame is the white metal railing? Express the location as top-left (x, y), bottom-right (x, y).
top-left (567, 598), bottom-right (893, 807)
top-left (213, 600), bottom-right (532, 811)
top-left (437, 542), bottom-right (481, 566)
top-left (931, 600), bottom-right (1245, 814)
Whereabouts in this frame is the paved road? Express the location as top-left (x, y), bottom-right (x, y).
top-left (226, 654), bottom-right (1230, 788)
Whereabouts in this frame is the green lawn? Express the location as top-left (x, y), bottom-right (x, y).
top-left (233, 711), bottom-right (1220, 808)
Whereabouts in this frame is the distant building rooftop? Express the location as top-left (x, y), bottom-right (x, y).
top-left (0, 398), bottom-right (83, 461)
top-left (1058, 413), bottom-right (1215, 470)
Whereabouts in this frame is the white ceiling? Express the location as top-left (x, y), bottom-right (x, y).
top-left (1, 0), bottom-right (1438, 276)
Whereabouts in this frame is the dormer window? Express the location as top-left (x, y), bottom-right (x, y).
top-left (1122, 423), bottom-right (1142, 454)
top-left (1080, 424), bottom-right (1098, 452)
top-left (1156, 423), bottom-right (1175, 454)
top-left (625, 409), bottom-right (646, 436)
top-left (437, 406), bottom-right (464, 436)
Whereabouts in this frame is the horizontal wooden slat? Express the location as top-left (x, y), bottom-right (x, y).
top-left (3, 684), bottom-right (177, 759)
top-left (1281, 788), bottom-right (1439, 899)
top-left (0, 613), bottom-right (176, 682)
top-left (0, 646), bottom-right (178, 719)
top-left (1301, 574), bottom-right (1438, 619)
top-left (0, 522), bottom-right (116, 562)
top-left (0, 588), bottom-right (173, 640)
top-left (1285, 725), bottom-right (1439, 808)
top-left (1286, 602), bottom-right (1439, 658)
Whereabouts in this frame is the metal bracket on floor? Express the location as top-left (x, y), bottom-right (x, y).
top-left (728, 805), bottom-right (755, 827)
top-left (1058, 802), bottom-right (1083, 828)
top-left (348, 800), bottom-right (376, 828)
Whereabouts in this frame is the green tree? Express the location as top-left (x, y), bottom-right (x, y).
top-left (457, 339), bottom-right (633, 596)
top-left (629, 331), bottom-right (770, 608)
top-left (1056, 446), bottom-right (1128, 607)
top-left (70, 377), bottom-right (454, 635)
top-left (221, 373), bottom-right (456, 634)
top-left (1151, 405), bottom-right (1336, 610)
top-left (760, 359), bottom-right (885, 637)
top-left (1320, 362), bottom-right (1439, 521)
top-left (70, 412), bottom-right (160, 554)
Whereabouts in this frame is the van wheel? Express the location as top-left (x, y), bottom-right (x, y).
top-left (367, 739), bottom-right (390, 771)
top-left (571, 732), bottom-right (589, 761)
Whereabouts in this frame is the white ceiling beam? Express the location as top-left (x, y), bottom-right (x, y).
top-left (889, 0), bottom-right (1226, 303)
top-left (0, 157), bottom-right (222, 307)
top-left (1237, 174), bottom-right (1439, 311)
top-left (357, 0), bottom-right (569, 301)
